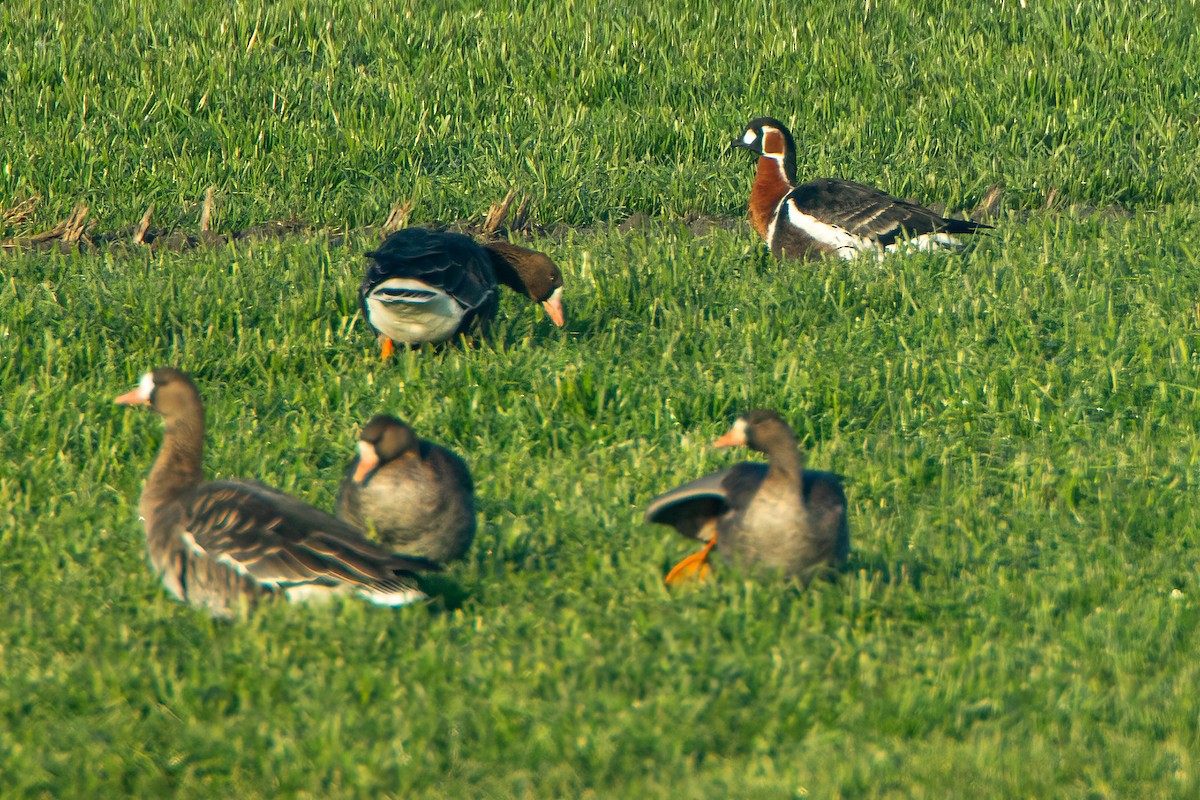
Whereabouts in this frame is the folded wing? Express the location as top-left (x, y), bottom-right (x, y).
top-left (181, 480), bottom-right (439, 603)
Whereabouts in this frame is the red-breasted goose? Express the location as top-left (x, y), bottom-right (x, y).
top-left (734, 117), bottom-right (991, 261)
top-left (359, 227), bottom-right (565, 358)
top-left (115, 368), bottom-right (439, 616)
top-left (336, 415), bottom-right (476, 564)
top-left (645, 410), bottom-right (849, 585)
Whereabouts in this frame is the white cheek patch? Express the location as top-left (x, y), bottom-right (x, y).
top-left (742, 129), bottom-right (758, 145)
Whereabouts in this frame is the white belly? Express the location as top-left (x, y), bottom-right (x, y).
top-left (366, 278), bottom-right (467, 345)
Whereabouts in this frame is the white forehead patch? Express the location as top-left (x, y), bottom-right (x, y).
top-left (139, 372), bottom-right (155, 393)
top-left (742, 129), bottom-right (758, 145)
top-left (733, 417), bottom-right (749, 437)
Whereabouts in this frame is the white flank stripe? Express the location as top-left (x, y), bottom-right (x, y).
top-left (359, 587), bottom-right (427, 607)
top-left (784, 201), bottom-right (966, 261)
top-left (885, 232), bottom-right (963, 253)
top-left (785, 200), bottom-right (875, 259)
top-left (284, 584), bottom-right (345, 604)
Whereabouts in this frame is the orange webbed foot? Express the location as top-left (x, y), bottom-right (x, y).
top-left (664, 535), bottom-right (717, 586)
top-left (380, 338), bottom-right (395, 360)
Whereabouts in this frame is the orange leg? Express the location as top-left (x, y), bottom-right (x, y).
top-left (380, 338), bottom-right (395, 360)
top-left (665, 533), bottom-right (717, 586)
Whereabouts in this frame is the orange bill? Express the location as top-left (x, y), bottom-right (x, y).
top-left (541, 286), bottom-right (565, 327)
top-left (113, 388), bottom-right (150, 406)
top-left (713, 419), bottom-right (747, 449)
top-left (352, 441), bottom-right (380, 483)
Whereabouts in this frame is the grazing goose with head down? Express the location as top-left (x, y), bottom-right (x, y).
top-left (733, 116), bottom-right (991, 261)
top-left (337, 414), bottom-right (476, 564)
top-left (360, 227), bottom-right (565, 358)
top-left (115, 368), bottom-right (439, 617)
top-left (645, 410), bottom-right (849, 585)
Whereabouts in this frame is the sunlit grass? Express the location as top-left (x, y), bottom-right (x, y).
top-left (3, 0), bottom-right (1200, 797)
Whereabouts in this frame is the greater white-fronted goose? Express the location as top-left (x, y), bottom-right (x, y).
top-left (733, 116), bottom-right (990, 261)
top-left (336, 415), bottom-right (476, 564)
top-left (645, 410), bottom-right (849, 585)
top-left (359, 227), bottom-right (565, 358)
top-left (115, 368), bottom-right (439, 617)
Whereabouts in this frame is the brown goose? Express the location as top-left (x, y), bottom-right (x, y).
top-left (360, 227), bottom-right (565, 358)
top-left (733, 117), bottom-right (990, 261)
top-left (336, 415), bottom-right (476, 564)
top-left (115, 368), bottom-right (439, 617)
top-left (645, 410), bottom-right (849, 585)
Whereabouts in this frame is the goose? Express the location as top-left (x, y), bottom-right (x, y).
top-left (360, 227), bottom-right (565, 358)
top-left (115, 368), bottom-right (439, 616)
top-left (337, 414), bottom-right (476, 564)
top-left (734, 116), bottom-right (990, 261)
top-left (645, 410), bottom-right (849, 585)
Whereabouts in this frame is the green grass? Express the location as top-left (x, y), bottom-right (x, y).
top-left (2, 0), bottom-right (1199, 233)
top-left (3, 0), bottom-right (1200, 797)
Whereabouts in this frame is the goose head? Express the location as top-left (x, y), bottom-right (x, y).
top-left (732, 117), bottom-right (798, 184)
top-left (483, 240), bottom-right (565, 327)
top-left (114, 367), bottom-right (203, 422)
top-left (352, 414), bottom-right (421, 483)
top-left (713, 409), bottom-right (797, 455)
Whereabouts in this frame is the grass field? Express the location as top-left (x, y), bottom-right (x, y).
top-left (3, 0), bottom-right (1200, 797)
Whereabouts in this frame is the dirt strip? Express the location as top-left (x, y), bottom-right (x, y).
top-left (0, 185), bottom-right (1127, 258)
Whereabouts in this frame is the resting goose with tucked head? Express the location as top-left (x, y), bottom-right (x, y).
top-left (645, 410), bottom-right (849, 585)
top-left (337, 415), bottom-right (476, 564)
top-left (360, 227), bottom-right (565, 358)
top-left (734, 117), bottom-right (991, 261)
top-left (115, 368), bottom-right (439, 617)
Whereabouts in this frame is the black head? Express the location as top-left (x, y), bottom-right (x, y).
top-left (732, 117), bottom-right (797, 183)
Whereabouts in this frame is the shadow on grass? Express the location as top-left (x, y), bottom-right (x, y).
top-left (420, 574), bottom-right (474, 614)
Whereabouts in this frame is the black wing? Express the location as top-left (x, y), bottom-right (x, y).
top-left (785, 178), bottom-right (990, 247)
top-left (181, 480), bottom-right (440, 594)
top-left (644, 463), bottom-right (768, 540)
top-left (359, 228), bottom-right (499, 333)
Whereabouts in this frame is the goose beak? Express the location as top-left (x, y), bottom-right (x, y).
top-left (352, 441), bottom-right (380, 483)
top-left (541, 286), bottom-right (565, 327)
top-left (114, 374), bottom-right (154, 406)
top-left (712, 418), bottom-right (748, 448)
